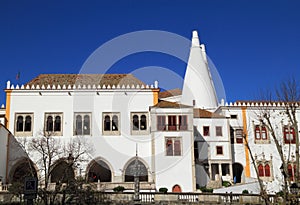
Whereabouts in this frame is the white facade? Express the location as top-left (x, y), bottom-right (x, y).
top-left (0, 31), bottom-right (299, 195)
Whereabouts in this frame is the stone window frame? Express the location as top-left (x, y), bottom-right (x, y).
top-left (255, 153), bottom-right (273, 182)
top-left (165, 137), bottom-right (182, 156)
top-left (74, 112), bottom-right (92, 136)
top-left (15, 113), bottom-right (34, 137)
top-left (44, 112), bottom-right (63, 136)
top-left (102, 112), bottom-right (121, 135)
top-left (131, 112), bottom-right (149, 135)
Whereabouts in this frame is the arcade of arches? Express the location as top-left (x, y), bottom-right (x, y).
top-left (9, 157), bottom-right (150, 184)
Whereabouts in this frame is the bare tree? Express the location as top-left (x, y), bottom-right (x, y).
top-left (255, 77), bottom-right (300, 204)
top-left (22, 131), bottom-right (93, 205)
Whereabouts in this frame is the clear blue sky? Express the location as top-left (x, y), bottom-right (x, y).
top-left (1, 0), bottom-right (300, 105)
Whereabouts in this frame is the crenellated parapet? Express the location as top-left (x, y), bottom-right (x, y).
top-left (6, 79), bottom-right (159, 91)
top-left (219, 99), bottom-right (299, 107)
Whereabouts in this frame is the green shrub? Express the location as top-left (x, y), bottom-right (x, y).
top-left (113, 186), bottom-right (125, 192)
top-left (159, 187), bottom-right (168, 193)
top-left (200, 187), bottom-right (214, 193)
top-left (242, 189), bottom-right (249, 194)
top-left (222, 181), bottom-right (231, 187)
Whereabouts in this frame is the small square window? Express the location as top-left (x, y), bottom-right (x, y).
top-left (216, 146), bottom-right (223, 155)
top-left (203, 126), bottom-right (210, 136)
top-left (216, 126), bottom-right (222, 136)
top-left (230, 115), bottom-right (237, 119)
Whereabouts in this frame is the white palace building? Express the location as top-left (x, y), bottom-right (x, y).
top-left (0, 31), bottom-right (299, 194)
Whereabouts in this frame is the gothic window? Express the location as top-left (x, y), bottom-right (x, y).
top-left (258, 164), bottom-right (264, 176)
top-left (103, 113), bottom-right (120, 135)
top-left (256, 161), bottom-right (273, 181)
top-left (15, 113), bottom-right (33, 136)
top-left (284, 126), bottom-right (296, 144)
top-left (74, 113), bottom-right (91, 136)
top-left (44, 113), bottom-right (63, 135)
top-left (254, 125), bottom-right (269, 143)
top-left (131, 113), bottom-right (148, 135)
top-left (165, 137), bottom-right (182, 156)
top-left (16, 116), bottom-right (24, 132)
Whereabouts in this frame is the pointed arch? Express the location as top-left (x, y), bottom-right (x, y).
top-left (9, 157), bottom-right (38, 183)
top-left (123, 157), bottom-right (149, 182)
top-left (86, 157), bottom-right (114, 182)
top-left (50, 159), bottom-right (75, 183)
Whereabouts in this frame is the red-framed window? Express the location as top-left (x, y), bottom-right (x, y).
top-left (168, 115), bottom-right (177, 131)
top-left (157, 116), bottom-right (166, 131)
top-left (236, 129), bottom-right (243, 144)
top-left (265, 164), bottom-right (270, 177)
top-left (258, 164), bottom-right (264, 176)
top-left (255, 125), bottom-right (268, 140)
top-left (255, 125), bottom-right (261, 140)
top-left (216, 146), bottom-right (223, 155)
top-left (288, 164), bottom-right (296, 181)
top-left (284, 126), bottom-right (296, 144)
top-left (258, 163), bottom-right (271, 177)
top-left (203, 126), bottom-right (210, 136)
top-left (179, 115), bottom-right (187, 130)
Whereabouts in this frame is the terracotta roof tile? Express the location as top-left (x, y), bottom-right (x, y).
top-left (158, 88), bottom-right (182, 99)
top-left (25, 74), bottom-right (146, 87)
top-left (152, 100), bottom-right (191, 108)
top-left (194, 108), bottom-right (225, 118)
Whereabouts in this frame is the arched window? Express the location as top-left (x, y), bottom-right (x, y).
top-left (261, 126), bottom-right (267, 140)
top-left (124, 159), bottom-right (148, 182)
top-left (46, 116), bottom-right (53, 132)
top-left (112, 115), bottom-right (118, 131)
top-left (258, 164), bottom-right (264, 177)
top-left (132, 115), bottom-right (139, 130)
top-left (83, 115), bottom-right (90, 135)
top-left (255, 125), bottom-right (261, 139)
top-left (264, 164), bottom-right (270, 177)
top-left (54, 116), bottom-right (61, 132)
top-left (104, 115), bottom-right (111, 131)
top-left (140, 115), bottom-right (147, 130)
top-left (16, 116), bottom-right (24, 132)
top-left (24, 116), bottom-right (32, 132)
top-left (76, 115), bottom-right (82, 135)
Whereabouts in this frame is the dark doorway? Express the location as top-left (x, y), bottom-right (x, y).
top-left (232, 163), bottom-right (243, 183)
